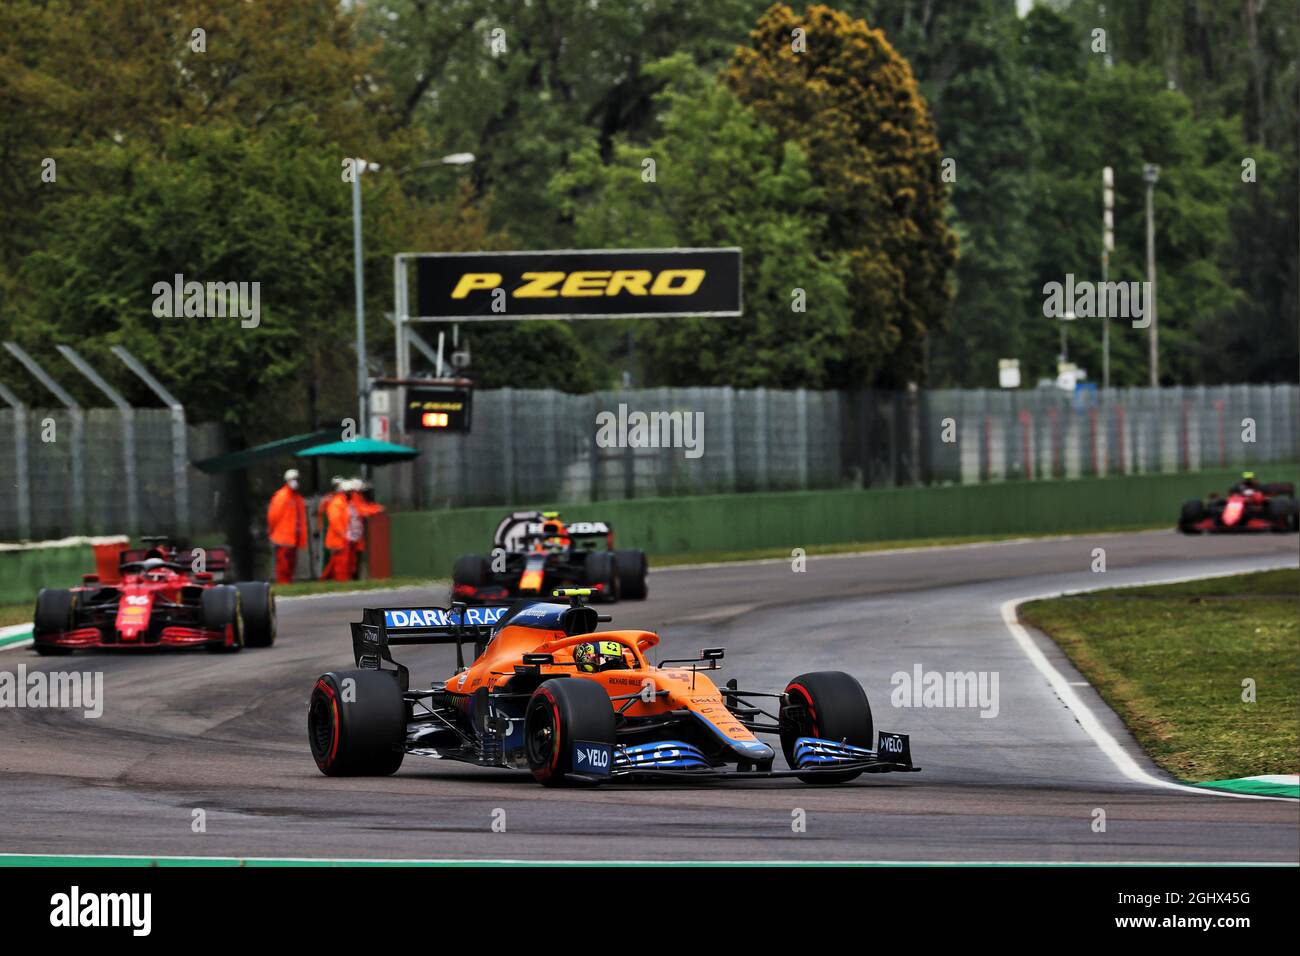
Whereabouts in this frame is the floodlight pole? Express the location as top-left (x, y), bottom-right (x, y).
top-left (58, 345), bottom-right (138, 535)
top-left (1102, 166), bottom-right (1114, 390)
top-left (111, 345), bottom-right (189, 536)
top-left (0, 381), bottom-right (32, 539)
top-left (3, 341), bottom-right (85, 533)
top-left (352, 159), bottom-right (376, 440)
top-left (1144, 163), bottom-right (1160, 386)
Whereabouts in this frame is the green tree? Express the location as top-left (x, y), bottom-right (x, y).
top-left (854, 0), bottom-right (1037, 387)
top-left (723, 3), bottom-right (958, 387)
top-left (549, 56), bottom-right (851, 388)
top-left (1022, 10), bottom-right (1252, 386)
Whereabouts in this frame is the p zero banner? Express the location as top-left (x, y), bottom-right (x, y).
top-left (412, 248), bottom-right (742, 320)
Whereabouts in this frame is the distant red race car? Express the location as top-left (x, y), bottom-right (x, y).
top-left (31, 540), bottom-right (275, 655)
top-left (1178, 473), bottom-right (1298, 534)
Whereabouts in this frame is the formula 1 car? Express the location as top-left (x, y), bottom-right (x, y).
top-left (451, 511), bottom-right (648, 604)
top-left (307, 589), bottom-right (918, 786)
top-left (1178, 473), bottom-right (1298, 534)
top-left (32, 544), bottom-right (275, 655)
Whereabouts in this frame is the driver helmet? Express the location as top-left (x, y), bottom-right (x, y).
top-left (573, 640), bottom-right (628, 673)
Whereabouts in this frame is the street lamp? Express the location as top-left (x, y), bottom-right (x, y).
top-left (355, 152), bottom-right (477, 442)
top-left (1143, 162), bottom-right (1160, 387)
top-left (391, 152), bottom-right (477, 386)
top-left (352, 157), bottom-right (381, 439)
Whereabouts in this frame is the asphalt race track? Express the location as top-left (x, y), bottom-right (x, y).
top-left (1, 531), bottom-right (1296, 863)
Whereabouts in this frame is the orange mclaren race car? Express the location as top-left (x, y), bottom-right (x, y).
top-left (307, 590), bottom-right (918, 786)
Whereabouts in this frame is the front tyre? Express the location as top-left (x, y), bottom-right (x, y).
top-left (201, 585), bottom-right (244, 652)
top-left (1178, 499), bottom-right (1205, 534)
top-left (308, 670), bottom-right (406, 776)
top-left (781, 671), bottom-right (874, 785)
top-left (33, 589), bottom-right (77, 655)
top-left (524, 679), bottom-right (615, 787)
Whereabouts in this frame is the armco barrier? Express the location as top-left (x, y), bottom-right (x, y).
top-left (389, 466), bottom-right (1296, 579)
top-left (0, 537), bottom-right (127, 605)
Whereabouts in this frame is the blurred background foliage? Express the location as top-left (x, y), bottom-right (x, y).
top-left (0, 0), bottom-right (1294, 446)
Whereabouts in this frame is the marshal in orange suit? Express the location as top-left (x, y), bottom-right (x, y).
top-left (267, 469), bottom-right (308, 584)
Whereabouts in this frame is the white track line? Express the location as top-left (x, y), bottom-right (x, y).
top-left (1002, 562), bottom-right (1298, 802)
top-left (652, 529), bottom-right (1172, 573)
top-left (0, 852), bottom-right (1290, 867)
top-left (0, 624), bottom-right (32, 652)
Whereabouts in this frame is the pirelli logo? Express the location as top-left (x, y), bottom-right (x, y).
top-left (412, 248), bottom-right (741, 320)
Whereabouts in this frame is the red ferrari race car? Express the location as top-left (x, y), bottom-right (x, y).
top-left (1178, 472), bottom-right (1299, 534)
top-left (31, 539), bottom-right (276, 655)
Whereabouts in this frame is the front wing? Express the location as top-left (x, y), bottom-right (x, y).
top-left (604, 731), bottom-right (919, 782)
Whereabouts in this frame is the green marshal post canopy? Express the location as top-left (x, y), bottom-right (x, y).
top-left (294, 437), bottom-right (421, 465)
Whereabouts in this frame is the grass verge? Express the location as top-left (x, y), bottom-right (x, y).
top-left (272, 576), bottom-right (442, 598)
top-left (1020, 569), bottom-right (1299, 782)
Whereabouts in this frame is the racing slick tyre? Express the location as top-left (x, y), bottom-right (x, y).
top-left (201, 585), bottom-right (244, 653)
top-left (308, 669), bottom-right (406, 776)
top-left (1266, 495), bottom-right (1297, 532)
top-left (32, 588), bottom-right (76, 656)
top-left (236, 581), bottom-right (276, 647)
top-left (582, 551), bottom-right (620, 603)
top-left (524, 678), bottom-right (616, 787)
top-left (453, 554), bottom-right (489, 588)
top-left (613, 549), bottom-right (648, 600)
top-left (1178, 499), bottom-right (1205, 534)
top-left (781, 671), bottom-right (874, 785)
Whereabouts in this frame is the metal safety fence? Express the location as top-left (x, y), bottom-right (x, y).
top-left (1, 385), bottom-right (1293, 539)
top-left (0, 408), bottom-right (224, 541)
top-left (383, 383), bottom-right (1298, 511)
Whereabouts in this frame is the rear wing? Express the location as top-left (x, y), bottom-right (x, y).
top-left (350, 604), bottom-right (512, 690)
top-left (119, 543), bottom-right (231, 580)
top-left (564, 520), bottom-right (613, 549)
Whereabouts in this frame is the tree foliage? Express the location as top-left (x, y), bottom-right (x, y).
top-left (550, 56), bottom-right (851, 387)
top-left (723, 4), bottom-right (958, 387)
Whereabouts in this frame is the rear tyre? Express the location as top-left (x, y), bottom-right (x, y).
top-left (613, 549), bottom-right (648, 600)
top-left (453, 554), bottom-right (489, 587)
top-left (781, 671), bottom-right (874, 785)
top-left (1178, 499), bottom-right (1205, 534)
top-left (201, 585), bottom-right (244, 652)
top-left (308, 670), bottom-right (406, 776)
top-left (582, 551), bottom-right (620, 603)
top-left (1267, 495), bottom-right (1297, 533)
top-left (524, 679), bottom-right (616, 787)
top-left (236, 582), bottom-right (276, 647)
